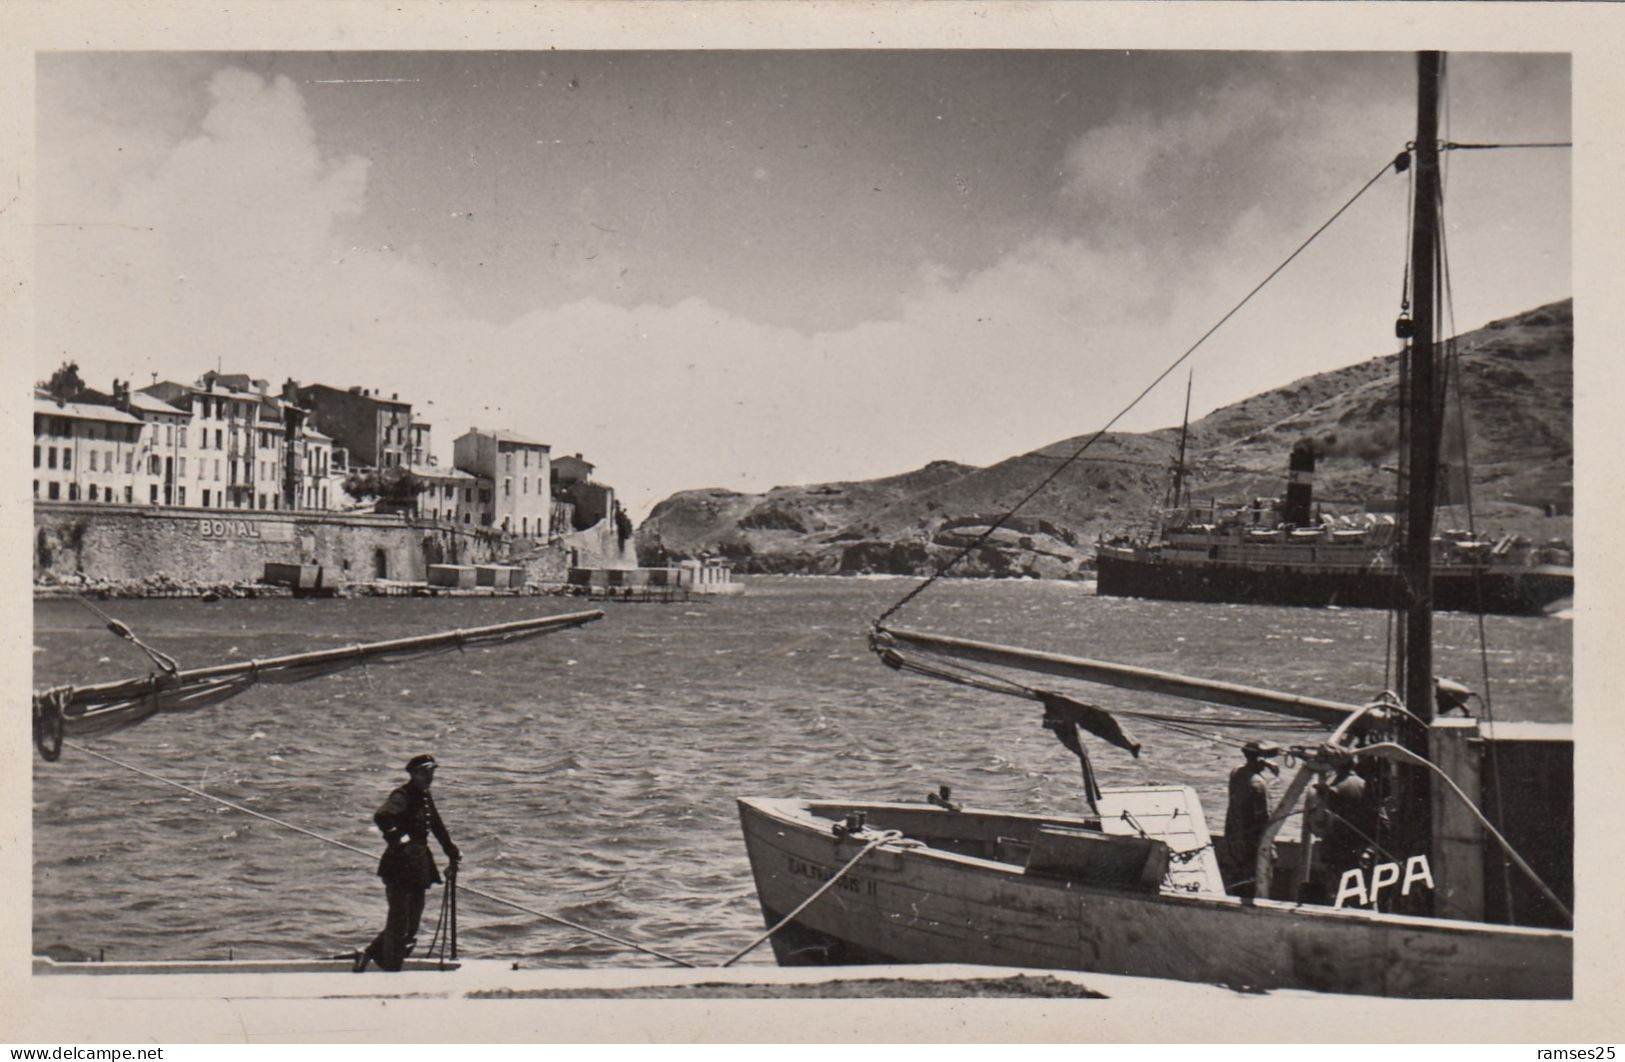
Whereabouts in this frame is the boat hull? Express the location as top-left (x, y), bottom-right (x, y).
top-left (738, 797), bottom-right (1571, 999)
top-left (1095, 552), bottom-right (1572, 615)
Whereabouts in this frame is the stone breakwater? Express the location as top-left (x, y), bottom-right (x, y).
top-left (33, 503), bottom-right (629, 597)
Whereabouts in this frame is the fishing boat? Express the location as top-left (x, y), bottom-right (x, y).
top-left (738, 52), bottom-right (1574, 999)
top-left (1095, 439), bottom-right (1574, 615)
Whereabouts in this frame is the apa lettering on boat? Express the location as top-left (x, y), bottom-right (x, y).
top-left (1332, 855), bottom-right (1434, 909)
top-left (199, 519), bottom-right (263, 539)
top-left (784, 854), bottom-right (878, 897)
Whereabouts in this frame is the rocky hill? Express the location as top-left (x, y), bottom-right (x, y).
top-left (636, 299), bottom-right (1573, 577)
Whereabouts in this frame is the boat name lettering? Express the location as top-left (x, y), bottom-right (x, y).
top-left (200, 520), bottom-right (263, 539)
top-left (1333, 855), bottom-right (1434, 910)
top-left (785, 855), bottom-right (877, 897)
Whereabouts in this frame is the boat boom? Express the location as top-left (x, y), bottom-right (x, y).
top-left (39, 609), bottom-right (606, 705)
top-left (877, 625), bottom-right (1364, 726)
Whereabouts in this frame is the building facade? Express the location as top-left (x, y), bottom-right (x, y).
top-left (33, 398), bottom-right (146, 503)
top-left (452, 428), bottom-right (552, 538)
top-left (415, 465), bottom-right (487, 527)
top-left (294, 384), bottom-right (413, 471)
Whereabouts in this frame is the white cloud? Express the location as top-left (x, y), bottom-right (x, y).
top-left (36, 61), bottom-right (1569, 518)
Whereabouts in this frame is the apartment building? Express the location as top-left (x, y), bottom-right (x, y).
top-left (294, 384), bottom-right (413, 472)
top-left (452, 428), bottom-right (551, 538)
top-left (32, 397), bottom-right (146, 503)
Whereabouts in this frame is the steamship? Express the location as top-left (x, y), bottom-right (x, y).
top-left (1094, 443), bottom-right (1573, 616)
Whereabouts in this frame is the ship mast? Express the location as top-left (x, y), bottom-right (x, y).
top-left (1394, 50), bottom-right (1444, 909)
top-left (1168, 370), bottom-right (1193, 514)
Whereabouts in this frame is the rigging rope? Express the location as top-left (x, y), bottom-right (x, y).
top-left (1352, 741), bottom-right (1572, 926)
top-left (875, 153), bottom-right (1405, 627)
top-left (63, 740), bottom-right (699, 969)
top-left (74, 597), bottom-right (180, 676)
top-left (1444, 141), bottom-right (1572, 151)
top-left (1435, 167), bottom-right (1519, 921)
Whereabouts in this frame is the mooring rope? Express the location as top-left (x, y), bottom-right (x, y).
top-left (719, 830), bottom-right (916, 968)
top-left (64, 740), bottom-right (699, 968)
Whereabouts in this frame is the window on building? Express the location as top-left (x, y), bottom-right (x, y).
top-left (105, 450), bottom-right (113, 470)
top-left (89, 451), bottom-right (98, 472)
top-left (149, 484), bottom-right (157, 504)
top-left (178, 457), bottom-right (186, 477)
top-left (68, 482), bottom-right (79, 501)
top-left (32, 445), bottom-right (39, 468)
top-left (523, 450), bottom-right (530, 468)
top-left (215, 429), bottom-right (222, 449)
top-left (166, 425), bottom-right (173, 446)
top-left (504, 478), bottom-right (511, 497)
top-left (48, 447), bottom-right (56, 470)
top-left (179, 427), bottom-right (187, 448)
top-left (126, 452), bottom-right (134, 473)
top-left (89, 484), bottom-right (98, 501)
top-left (504, 452), bottom-right (512, 472)
top-left (178, 486), bottom-right (186, 506)
top-left (48, 481), bottom-right (60, 500)
top-left (33, 480), bottom-right (38, 498)
top-left (523, 477), bottom-right (528, 494)
top-left (63, 448), bottom-right (72, 471)
top-left (202, 489), bottom-right (210, 508)
top-left (149, 456), bottom-right (160, 475)
top-left (215, 459), bottom-right (221, 481)
top-left (124, 486), bottom-right (132, 503)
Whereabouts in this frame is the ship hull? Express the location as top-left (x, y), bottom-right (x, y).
top-left (738, 797), bottom-right (1572, 999)
top-left (1095, 552), bottom-right (1572, 615)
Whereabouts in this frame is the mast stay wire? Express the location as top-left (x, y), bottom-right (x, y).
top-left (1434, 138), bottom-right (1521, 924)
top-left (875, 153), bottom-right (1406, 628)
top-left (64, 739), bottom-right (701, 969)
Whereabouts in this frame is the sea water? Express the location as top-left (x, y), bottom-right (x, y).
top-left (31, 577), bottom-right (1571, 967)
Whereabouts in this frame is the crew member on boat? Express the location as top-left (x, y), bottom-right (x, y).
top-left (355, 753), bottom-right (461, 972)
top-left (1310, 759), bottom-right (1376, 891)
top-left (1222, 741), bottom-right (1280, 898)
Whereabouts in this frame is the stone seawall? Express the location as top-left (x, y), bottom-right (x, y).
top-left (33, 503), bottom-right (632, 593)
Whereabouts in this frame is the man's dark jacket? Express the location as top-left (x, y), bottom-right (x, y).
top-left (374, 784), bottom-right (458, 889)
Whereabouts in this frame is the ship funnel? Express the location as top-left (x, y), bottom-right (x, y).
top-left (1283, 440), bottom-right (1315, 527)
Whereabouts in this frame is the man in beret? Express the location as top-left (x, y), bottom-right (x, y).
top-left (354, 754), bottom-right (461, 972)
top-left (1222, 741), bottom-right (1280, 899)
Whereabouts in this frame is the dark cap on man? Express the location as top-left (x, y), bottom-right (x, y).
top-left (1242, 741), bottom-right (1281, 760)
top-left (405, 754), bottom-right (438, 772)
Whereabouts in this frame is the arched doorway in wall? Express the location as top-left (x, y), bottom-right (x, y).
top-left (373, 547), bottom-right (388, 580)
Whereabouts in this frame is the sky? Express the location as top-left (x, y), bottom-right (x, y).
top-left (34, 50), bottom-right (1571, 516)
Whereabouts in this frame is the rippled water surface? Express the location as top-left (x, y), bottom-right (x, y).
top-left (32, 578), bottom-right (1571, 967)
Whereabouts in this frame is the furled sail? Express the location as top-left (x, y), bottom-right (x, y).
top-left (32, 610), bottom-right (604, 762)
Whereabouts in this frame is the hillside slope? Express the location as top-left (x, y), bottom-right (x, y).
top-left (636, 299), bottom-right (1572, 577)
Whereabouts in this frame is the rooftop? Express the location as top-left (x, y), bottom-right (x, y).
top-left (34, 398), bottom-right (144, 425)
top-left (125, 393), bottom-right (190, 417)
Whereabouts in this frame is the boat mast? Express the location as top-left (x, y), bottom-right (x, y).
top-left (1395, 50), bottom-right (1444, 907)
top-left (1170, 370), bottom-right (1193, 513)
